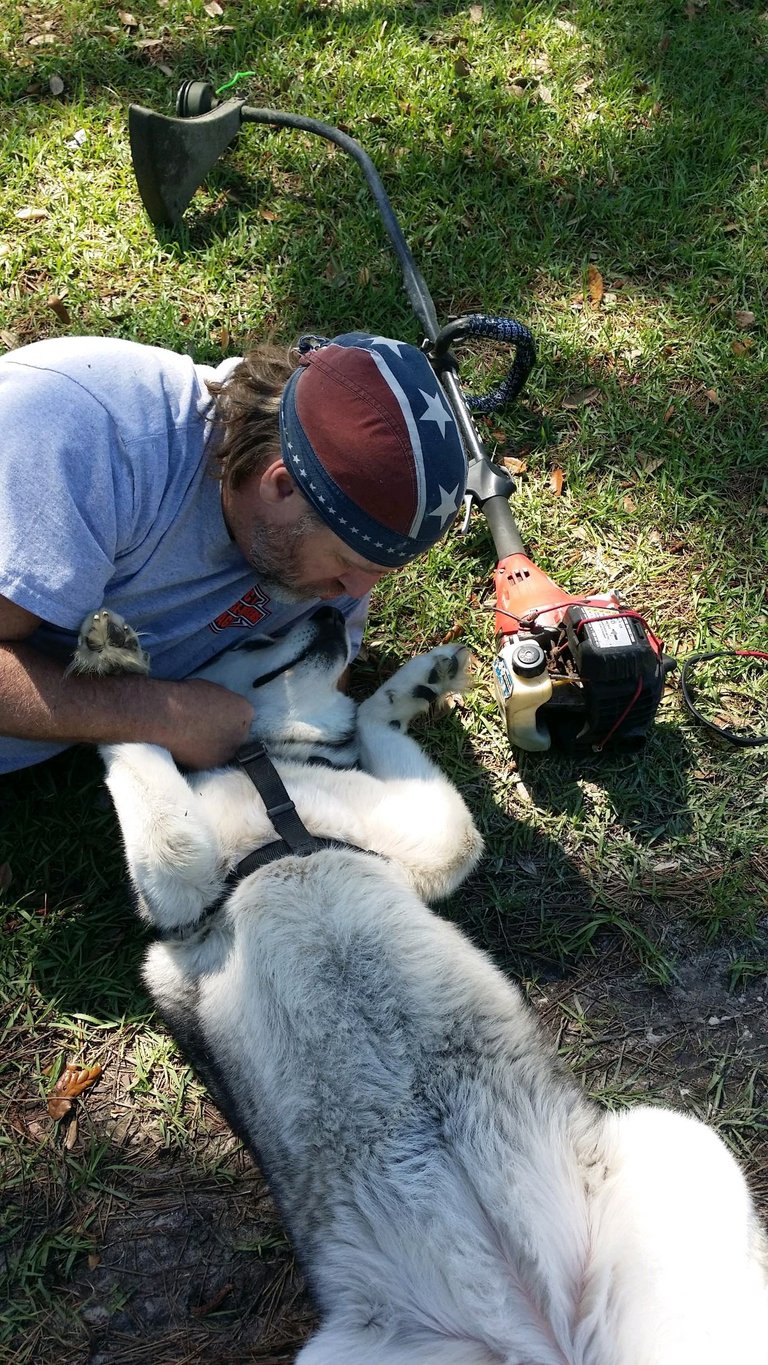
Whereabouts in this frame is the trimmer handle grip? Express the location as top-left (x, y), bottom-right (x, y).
top-left (432, 314), bottom-right (536, 414)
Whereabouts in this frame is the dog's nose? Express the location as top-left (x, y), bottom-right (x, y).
top-left (311, 606), bottom-right (345, 629)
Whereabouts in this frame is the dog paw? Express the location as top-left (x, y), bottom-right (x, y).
top-left (361, 644), bottom-right (472, 729)
top-left (69, 608), bottom-right (150, 677)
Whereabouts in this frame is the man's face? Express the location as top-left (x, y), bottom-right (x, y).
top-left (223, 472), bottom-right (393, 603)
top-left (247, 515), bottom-right (392, 603)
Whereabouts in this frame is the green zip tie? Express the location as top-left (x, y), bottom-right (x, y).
top-left (215, 70), bottom-right (258, 96)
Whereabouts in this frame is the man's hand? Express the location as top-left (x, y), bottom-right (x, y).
top-left (157, 679), bottom-right (254, 769)
top-left (0, 592), bottom-right (255, 771)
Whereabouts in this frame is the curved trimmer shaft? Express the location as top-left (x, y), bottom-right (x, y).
top-left (128, 82), bottom-right (534, 563)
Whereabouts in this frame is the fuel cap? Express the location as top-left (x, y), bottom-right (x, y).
top-left (510, 640), bottom-right (547, 678)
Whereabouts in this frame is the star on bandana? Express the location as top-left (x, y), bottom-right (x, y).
top-left (427, 484), bottom-right (461, 527)
top-left (364, 336), bottom-right (407, 356)
top-left (419, 388), bottom-right (452, 436)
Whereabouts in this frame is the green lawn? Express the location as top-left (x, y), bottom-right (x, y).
top-left (1, 0), bottom-right (767, 1359)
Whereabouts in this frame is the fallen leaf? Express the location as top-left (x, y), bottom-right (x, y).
top-left (49, 74), bottom-right (65, 96)
top-left (703, 388), bottom-right (720, 404)
top-left (623, 494), bottom-right (636, 513)
top-left (734, 309), bottom-right (756, 328)
top-left (637, 451), bottom-right (664, 475)
top-left (63, 1115), bottom-right (79, 1150)
top-left (118, 9), bottom-right (138, 26)
top-left (28, 33), bottom-right (57, 45)
top-left (47, 1062), bottom-right (102, 1120)
top-left (537, 84), bottom-right (554, 105)
top-left (15, 207), bottom-right (49, 221)
top-left (573, 76), bottom-right (593, 95)
top-left (47, 1096), bottom-right (73, 1120)
top-left (732, 338), bottom-right (754, 355)
top-left (663, 404), bottom-right (675, 424)
top-left (587, 264), bottom-right (604, 308)
top-left (502, 456), bottom-right (528, 475)
top-left (204, 0), bottom-right (223, 14)
top-left (469, 4), bottom-right (483, 21)
top-left (88, 1252), bottom-right (101, 1270)
top-left (47, 294), bottom-right (71, 324)
top-left (549, 468), bottom-right (565, 496)
top-left (562, 385), bottom-right (600, 410)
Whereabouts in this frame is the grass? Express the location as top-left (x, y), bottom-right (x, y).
top-left (1, 0), bottom-right (767, 1358)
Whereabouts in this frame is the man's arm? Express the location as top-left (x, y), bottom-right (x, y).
top-left (0, 596), bottom-right (254, 770)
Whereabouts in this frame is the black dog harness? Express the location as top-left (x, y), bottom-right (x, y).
top-left (157, 740), bottom-right (369, 943)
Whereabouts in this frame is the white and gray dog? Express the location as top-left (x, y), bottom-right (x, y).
top-left (75, 605), bottom-right (768, 1365)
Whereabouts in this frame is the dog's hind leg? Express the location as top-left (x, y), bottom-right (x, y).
top-left (355, 645), bottom-right (483, 900)
top-left (100, 743), bottom-right (227, 935)
top-left (297, 1321), bottom-right (503, 1364)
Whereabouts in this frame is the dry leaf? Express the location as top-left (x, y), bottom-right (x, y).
top-left (562, 386), bottom-right (600, 410)
top-left (49, 74), bottom-right (65, 96)
top-left (587, 264), bottom-right (604, 308)
top-left (734, 309), bottom-right (755, 328)
top-left (118, 10), bottom-right (138, 26)
top-left (703, 388), bottom-right (720, 404)
top-left (637, 451), bottom-right (664, 475)
top-left (47, 295), bottom-right (71, 324)
top-left (64, 1115), bottom-right (79, 1150)
top-left (15, 207), bottom-right (49, 221)
top-left (732, 338), bottom-right (754, 355)
top-left (47, 1061), bottom-right (102, 1119)
top-left (204, 0), bottom-right (224, 14)
top-left (502, 456), bottom-right (528, 475)
top-left (88, 1252), bottom-right (101, 1270)
top-left (47, 1096), bottom-right (73, 1120)
top-left (549, 468), bottom-right (565, 496)
top-left (28, 33), bottom-right (57, 45)
top-left (663, 404), bottom-right (675, 424)
top-left (469, 4), bottom-right (483, 21)
top-left (623, 494), bottom-right (637, 513)
top-left (537, 84), bottom-right (554, 105)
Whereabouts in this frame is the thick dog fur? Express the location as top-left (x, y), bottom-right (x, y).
top-left (76, 607), bottom-right (768, 1364)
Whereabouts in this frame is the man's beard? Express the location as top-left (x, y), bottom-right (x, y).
top-left (247, 512), bottom-right (322, 604)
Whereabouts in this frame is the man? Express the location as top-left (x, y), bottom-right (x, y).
top-left (0, 331), bottom-right (467, 773)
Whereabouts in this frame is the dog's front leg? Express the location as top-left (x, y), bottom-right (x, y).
top-left (356, 645), bottom-right (483, 901)
top-left (101, 743), bottom-right (227, 935)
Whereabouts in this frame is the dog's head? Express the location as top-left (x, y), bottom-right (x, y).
top-left (199, 607), bottom-right (359, 766)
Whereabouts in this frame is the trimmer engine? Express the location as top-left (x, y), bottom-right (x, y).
top-left (492, 553), bottom-right (676, 753)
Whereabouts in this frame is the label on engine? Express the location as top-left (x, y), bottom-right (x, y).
top-left (584, 610), bottom-right (635, 650)
top-left (493, 656), bottom-right (514, 700)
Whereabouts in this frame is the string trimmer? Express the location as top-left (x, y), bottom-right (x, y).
top-left (128, 79), bottom-right (676, 754)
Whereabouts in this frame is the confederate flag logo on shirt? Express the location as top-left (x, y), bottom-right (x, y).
top-left (209, 585), bottom-right (271, 633)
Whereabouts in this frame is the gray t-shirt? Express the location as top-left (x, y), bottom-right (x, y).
top-left (0, 337), bottom-right (367, 772)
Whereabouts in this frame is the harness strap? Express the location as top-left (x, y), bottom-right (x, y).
top-left (155, 741), bottom-right (372, 944)
top-left (236, 738), bottom-right (320, 856)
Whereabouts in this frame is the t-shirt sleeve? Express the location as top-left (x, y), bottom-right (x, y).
top-left (0, 363), bottom-right (124, 629)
